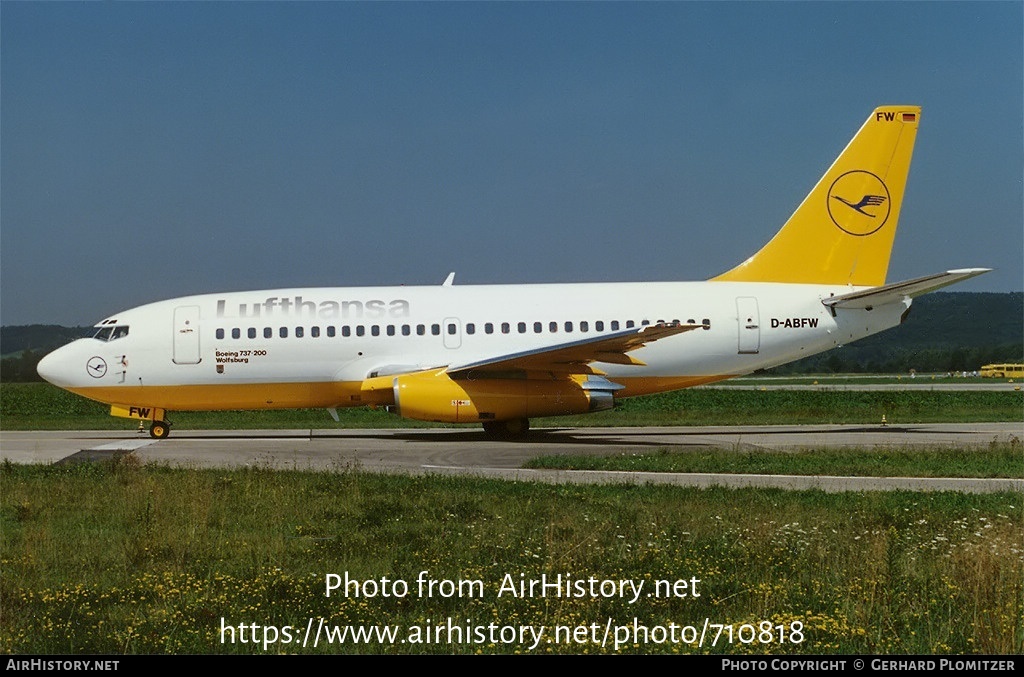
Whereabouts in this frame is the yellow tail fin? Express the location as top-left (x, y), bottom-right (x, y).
top-left (713, 106), bottom-right (920, 286)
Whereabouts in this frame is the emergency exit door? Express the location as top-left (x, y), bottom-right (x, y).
top-left (736, 297), bottom-right (760, 354)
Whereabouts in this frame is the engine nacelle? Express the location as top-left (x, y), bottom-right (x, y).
top-left (391, 370), bottom-right (622, 423)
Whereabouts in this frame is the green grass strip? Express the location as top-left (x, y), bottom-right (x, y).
top-left (525, 443), bottom-right (1024, 478)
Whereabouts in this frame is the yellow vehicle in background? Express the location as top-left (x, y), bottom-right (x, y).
top-left (979, 364), bottom-right (1024, 378)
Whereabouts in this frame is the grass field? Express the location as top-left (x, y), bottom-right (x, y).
top-left (2, 459), bottom-right (1021, 655)
top-left (3, 382), bottom-right (1022, 655)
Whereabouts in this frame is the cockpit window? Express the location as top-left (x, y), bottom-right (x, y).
top-left (92, 325), bottom-right (129, 342)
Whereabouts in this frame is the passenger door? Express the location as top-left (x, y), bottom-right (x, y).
top-left (172, 306), bottom-right (202, 364)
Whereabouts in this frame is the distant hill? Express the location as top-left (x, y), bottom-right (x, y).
top-left (0, 325), bottom-right (92, 382)
top-left (1, 325), bottom-right (92, 357)
top-left (766, 291), bottom-right (1023, 374)
top-left (1, 292), bottom-right (1021, 381)
top-left (870, 292), bottom-right (1021, 349)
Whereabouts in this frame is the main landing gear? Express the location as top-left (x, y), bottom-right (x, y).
top-left (149, 420), bottom-right (171, 439)
top-left (482, 418), bottom-right (530, 439)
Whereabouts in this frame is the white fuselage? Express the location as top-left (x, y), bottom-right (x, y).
top-left (38, 279), bottom-right (908, 412)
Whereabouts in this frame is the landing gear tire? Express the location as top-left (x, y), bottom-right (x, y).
top-left (149, 420), bottom-right (170, 439)
top-left (482, 418), bottom-right (530, 438)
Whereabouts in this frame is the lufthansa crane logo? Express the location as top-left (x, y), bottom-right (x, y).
top-left (87, 356), bottom-right (107, 378)
top-left (827, 170), bottom-right (891, 236)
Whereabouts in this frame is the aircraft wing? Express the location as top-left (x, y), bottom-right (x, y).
top-left (822, 268), bottom-right (991, 310)
top-left (446, 322), bottom-right (702, 375)
top-left (357, 322), bottom-right (701, 401)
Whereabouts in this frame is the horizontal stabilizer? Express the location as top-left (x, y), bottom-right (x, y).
top-left (822, 268), bottom-right (991, 310)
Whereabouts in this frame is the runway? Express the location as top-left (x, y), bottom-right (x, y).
top-left (699, 381), bottom-right (1021, 391)
top-left (3, 422), bottom-right (1021, 493)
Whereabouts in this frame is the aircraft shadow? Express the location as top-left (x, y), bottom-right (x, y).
top-left (134, 424), bottom-right (983, 449)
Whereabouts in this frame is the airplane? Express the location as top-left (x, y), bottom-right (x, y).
top-left (37, 105), bottom-right (989, 439)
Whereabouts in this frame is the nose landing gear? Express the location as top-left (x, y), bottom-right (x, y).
top-left (149, 420), bottom-right (171, 439)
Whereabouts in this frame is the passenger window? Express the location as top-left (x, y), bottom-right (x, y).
top-left (248, 328), bottom-right (257, 339)
top-left (327, 326), bottom-right (336, 337)
top-left (501, 322), bottom-right (510, 334)
top-left (549, 322), bottom-right (558, 333)
top-left (296, 326), bottom-right (304, 338)
top-left (431, 324), bottom-right (440, 336)
top-left (342, 326), bottom-right (351, 337)
top-left (485, 323), bottom-right (494, 334)
top-left (534, 322), bottom-right (542, 333)
top-left (279, 327), bottom-right (288, 338)
top-left (580, 321), bottom-right (589, 332)
top-left (447, 323), bottom-right (457, 335)
top-left (517, 322), bottom-right (526, 333)
top-left (264, 327), bottom-right (272, 339)
top-left (387, 325), bottom-right (395, 336)
top-left (564, 321), bottom-right (573, 333)
top-left (216, 328), bottom-right (225, 340)
top-left (626, 320), bottom-right (635, 328)
top-left (611, 321), bottom-right (620, 331)
top-left (232, 328), bottom-right (241, 339)
top-left (466, 323), bottom-right (475, 335)
top-left (311, 326), bottom-right (320, 338)
top-left (402, 325), bottom-right (411, 336)
top-left (356, 326), bottom-right (365, 337)
top-left (371, 326), bottom-right (380, 337)
top-left (595, 321), bottom-right (604, 331)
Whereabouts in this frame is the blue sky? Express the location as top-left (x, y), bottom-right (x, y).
top-left (2, 2), bottom-right (1021, 325)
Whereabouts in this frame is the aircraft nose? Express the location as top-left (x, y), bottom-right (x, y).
top-left (36, 344), bottom-right (77, 386)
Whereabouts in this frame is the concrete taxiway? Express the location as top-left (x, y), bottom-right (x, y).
top-left (2, 423), bottom-right (1021, 493)
top-left (701, 382), bottom-right (1021, 392)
